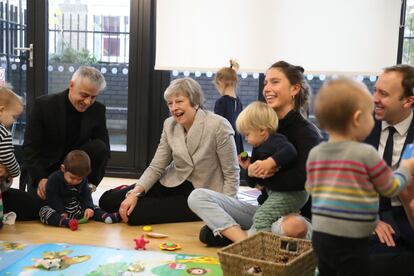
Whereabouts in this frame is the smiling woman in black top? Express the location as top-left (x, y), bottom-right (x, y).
top-left (188, 61), bottom-right (321, 245)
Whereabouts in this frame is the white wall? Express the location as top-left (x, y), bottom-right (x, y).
top-left (156, 0), bottom-right (401, 75)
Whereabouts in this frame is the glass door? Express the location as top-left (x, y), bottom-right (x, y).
top-left (1, 0), bottom-right (156, 176)
top-left (0, 0), bottom-right (29, 145)
top-left (47, 0), bottom-right (130, 153)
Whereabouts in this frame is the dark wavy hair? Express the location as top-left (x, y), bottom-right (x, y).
top-left (268, 61), bottom-right (311, 115)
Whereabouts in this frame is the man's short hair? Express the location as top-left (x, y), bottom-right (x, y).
top-left (315, 77), bottom-right (371, 135)
top-left (72, 66), bottom-right (106, 92)
top-left (383, 64), bottom-right (414, 99)
top-left (63, 150), bottom-right (91, 178)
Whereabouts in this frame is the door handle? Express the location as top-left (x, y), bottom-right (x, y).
top-left (14, 43), bottom-right (33, 67)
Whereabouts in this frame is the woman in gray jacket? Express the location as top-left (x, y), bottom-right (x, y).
top-left (99, 77), bottom-right (239, 225)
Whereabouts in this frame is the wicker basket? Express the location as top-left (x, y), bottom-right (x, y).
top-left (218, 232), bottom-right (316, 276)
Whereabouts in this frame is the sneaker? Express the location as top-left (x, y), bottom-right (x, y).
top-left (199, 225), bottom-right (232, 247)
top-left (88, 183), bottom-right (97, 193)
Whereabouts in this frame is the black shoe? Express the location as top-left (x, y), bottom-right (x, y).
top-left (199, 225), bottom-right (232, 247)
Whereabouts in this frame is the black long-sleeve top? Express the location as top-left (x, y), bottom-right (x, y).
top-left (214, 95), bottom-right (244, 154)
top-left (256, 110), bottom-right (321, 192)
top-left (246, 133), bottom-right (297, 191)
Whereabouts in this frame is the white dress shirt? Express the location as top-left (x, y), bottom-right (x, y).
top-left (379, 112), bottom-right (413, 206)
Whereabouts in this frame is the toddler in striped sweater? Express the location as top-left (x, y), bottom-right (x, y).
top-left (306, 78), bottom-right (414, 276)
top-left (0, 86), bottom-right (23, 228)
top-left (0, 85), bottom-right (23, 229)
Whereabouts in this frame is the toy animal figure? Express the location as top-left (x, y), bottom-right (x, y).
top-left (27, 250), bottom-right (90, 271)
top-left (34, 258), bottom-right (62, 270)
top-left (133, 234), bottom-right (149, 250)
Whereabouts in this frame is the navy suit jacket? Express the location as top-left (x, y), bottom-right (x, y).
top-left (364, 114), bottom-right (414, 248)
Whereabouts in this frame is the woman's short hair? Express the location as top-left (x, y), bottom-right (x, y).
top-left (236, 101), bottom-right (278, 134)
top-left (268, 61), bottom-right (311, 115)
top-left (315, 77), bottom-right (371, 134)
top-left (164, 77), bottom-right (205, 109)
top-left (72, 66), bottom-right (106, 92)
top-left (63, 150), bottom-right (91, 178)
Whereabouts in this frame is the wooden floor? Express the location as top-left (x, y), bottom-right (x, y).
top-left (1, 177), bottom-right (219, 257)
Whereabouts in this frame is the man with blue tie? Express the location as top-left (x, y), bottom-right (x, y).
top-left (365, 64), bottom-right (414, 275)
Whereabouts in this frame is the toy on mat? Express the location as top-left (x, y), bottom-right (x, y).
top-left (133, 234), bottom-right (149, 250)
top-left (142, 225), bottom-right (152, 232)
top-left (240, 151), bottom-right (249, 161)
top-left (146, 232), bottom-right (168, 238)
top-left (128, 261), bottom-right (145, 272)
top-left (159, 242), bottom-right (181, 251)
top-left (402, 144), bottom-right (414, 159)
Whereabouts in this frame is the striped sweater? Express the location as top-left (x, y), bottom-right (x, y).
top-left (0, 124), bottom-right (20, 192)
top-left (305, 141), bottom-right (411, 238)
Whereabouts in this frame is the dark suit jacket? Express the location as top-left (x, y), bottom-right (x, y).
top-left (23, 89), bottom-right (109, 187)
top-left (364, 115), bottom-right (414, 248)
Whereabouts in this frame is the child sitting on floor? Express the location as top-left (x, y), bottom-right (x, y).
top-left (0, 85), bottom-right (23, 229)
top-left (39, 150), bottom-right (120, 230)
top-left (237, 101), bottom-right (308, 234)
top-left (306, 78), bottom-right (414, 275)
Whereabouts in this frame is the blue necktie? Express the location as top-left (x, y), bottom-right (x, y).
top-left (379, 126), bottom-right (396, 212)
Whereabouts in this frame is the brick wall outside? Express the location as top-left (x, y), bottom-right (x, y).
top-left (6, 62), bottom-right (377, 135)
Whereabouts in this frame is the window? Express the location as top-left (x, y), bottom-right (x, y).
top-left (103, 16), bottom-right (120, 57)
top-left (403, 0), bottom-right (414, 64)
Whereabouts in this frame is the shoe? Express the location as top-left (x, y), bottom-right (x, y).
top-left (88, 183), bottom-right (97, 193)
top-left (199, 225), bottom-right (232, 247)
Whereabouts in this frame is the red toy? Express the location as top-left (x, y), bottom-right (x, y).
top-left (133, 234), bottom-right (149, 250)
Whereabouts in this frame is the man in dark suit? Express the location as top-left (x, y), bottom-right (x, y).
top-left (365, 64), bottom-right (414, 275)
top-left (23, 66), bottom-right (110, 200)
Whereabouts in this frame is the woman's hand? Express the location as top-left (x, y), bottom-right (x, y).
top-left (248, 158), bottom-right (277, 178)
top-left (119, 194), bottom-right (138, 223)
